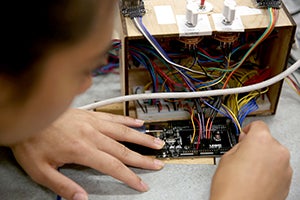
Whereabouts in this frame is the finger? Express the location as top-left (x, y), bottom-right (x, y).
top-left (223, 143), bottom-right (240, 156)
top-left (30, 164), bottom-right (88, 200)
top-left (238, 131), bottom-right (246, 142)
top-left (242, 120), bottom-right (270, 136)
top-left (88, 110), bottom-right (145, 127)
top-left (78, 147), bottom-right (150, 192)
top-left (93, 120), bottom-right (165, 150)
top-left (241, 121), bottom-right (275, 146)
top-left (95, 133), bottom-right (164, 170)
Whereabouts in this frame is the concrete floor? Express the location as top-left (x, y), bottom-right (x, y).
top-left (1, 1), bottom-right (300, 200)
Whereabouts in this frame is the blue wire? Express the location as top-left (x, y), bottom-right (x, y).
top-left (131, 53), bottom-right (157, 92)
top-left (197, 51), bottom-right (224, 63)
top-left (238, 99), bottom-right (258, 125)
top-left (130, 47), bottom-right (173, 94)
top-left (201, 99), bottom-right (240, 135)
top-left (231, 44), bottom-right (247, 56)
top-left (137, 17), bottom-right (198, 92)
top-left (134, 17), bottom-right (242, 135)
top-left (130, 49), bottom-right (158, 92)
top-left (137, 17), bottom-right (171, 60)
top-left (99, 63), bottom-right (119, 71)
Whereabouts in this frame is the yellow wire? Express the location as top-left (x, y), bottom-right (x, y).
top-left (190, 108), bottom-right (197, 144)
top-left (197, 73), bottom-right (227, 90)
top-left (222, 104), bottom-right (242, 133)
top-left (285, 78), bottom-right (300, 96)
top-left (226, 68), bottom-right (260, 115)
top-left (144, 82), bottom-right (152, 90)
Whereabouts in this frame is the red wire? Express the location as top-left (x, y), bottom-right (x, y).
top-left (244, 68), bottom-right (272, 85)
top-left (196, 116), bottom-right (202, 149)
top-left (200, 0), bottom-right (205, 7)
top-left (287, 76), bottom-right (300, 93)
top-left (151, 61), bottom-right (181, 91)
top-left (197, 47), bottom-right (222, 59)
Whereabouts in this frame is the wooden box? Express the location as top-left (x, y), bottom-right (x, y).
top-left (117, 0), bottom-right (296, 122)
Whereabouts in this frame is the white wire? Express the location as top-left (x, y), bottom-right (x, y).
top-left (133, 17), bottom-right (206, 76)
top-left (79, 59), bottom-right (300, 110)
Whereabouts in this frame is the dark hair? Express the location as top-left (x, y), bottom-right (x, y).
top-left (0, 0), bottom-right (98, 102)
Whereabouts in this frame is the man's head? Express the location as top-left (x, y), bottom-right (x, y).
top-left (0, 0), bottom-right (116, 145)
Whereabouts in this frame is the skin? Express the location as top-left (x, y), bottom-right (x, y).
top-left (0, 1), bottom-right (292, 200)
top-left (2, 1), bottom-right (164, 199)
top-left (210, 121), bottom-right (292, 200)
top-left (11, 109), bottom-right (165, 200)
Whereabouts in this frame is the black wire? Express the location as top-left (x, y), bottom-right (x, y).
top-left (291, 73), bottom-right (300, 88)
top-left (137, 100), bottom-right (147, 113)
top-left (135, 87), bottom-right (147, 113)
top-left (291, 9), bottom-right (300, 16)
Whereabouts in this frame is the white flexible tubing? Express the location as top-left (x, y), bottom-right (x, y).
top-left (79, 59), bottom-right (300, 110)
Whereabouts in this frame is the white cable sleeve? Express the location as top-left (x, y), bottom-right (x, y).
top-left (79, 59), bottom-right (300, 110)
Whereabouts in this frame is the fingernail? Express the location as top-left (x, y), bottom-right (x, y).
top-left (140, 180), bottom-right (149, 192)
top-left (135, 119), bottom-right (144, 125)
top-left (154, 138), bottom-right (165, 148)
top-left (73, 193), bottom-right (88, 200)
top-left (154, 159), bottom-right (165, 169)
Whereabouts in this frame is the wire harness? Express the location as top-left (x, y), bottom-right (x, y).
top-left (79, 59), bottom-right (300, 109)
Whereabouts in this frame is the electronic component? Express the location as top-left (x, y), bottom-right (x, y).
top-left (222, 0), bottom-right (236, 25)
top-left (120, 0), bottom-right (146, 18)
top-left (114, 0), bottom-right (296, 159)
top-left (125, 118), bottom-right (238, 158)
top-left (186, 0), bottom-right (214, 14)
top-left (186, 3), bottom-right (198, 27)
top-left (254, 0), bottom-right (282, 9)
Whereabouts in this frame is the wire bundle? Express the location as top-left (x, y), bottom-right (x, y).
top-left (222, 7), bottom-right (279, 89)
top-left (126, 35), bottom-right (272, 135)
top-left (286, 74), bottom-right (300, 95)
top-left (79, 6), bottom-right (300, 143)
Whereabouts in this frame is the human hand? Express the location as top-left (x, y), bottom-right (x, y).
top-left (210, 120), bottom-right (292, 200)
top-left (10, 108), bottom-right (165, 200)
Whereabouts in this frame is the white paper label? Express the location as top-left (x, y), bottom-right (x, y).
top-left (154, 5), bottom-right (176, 25)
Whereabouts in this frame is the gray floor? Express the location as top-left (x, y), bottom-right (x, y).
top-left (1, 1), bottom-right (300, 200)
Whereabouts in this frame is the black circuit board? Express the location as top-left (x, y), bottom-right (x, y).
top-left (126, 118), bottom-right (239, 158)
top-left (120, 0), bottom-right (146, 18)
top-left (254, 0), bottom-right (281, 8)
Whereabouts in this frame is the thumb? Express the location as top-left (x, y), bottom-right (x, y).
top-left (238, 131), bottom-right (246, 142)
top-left (33, 165), bottom-right (88, 200)
top-left (223, 143), bottom-right (240, 156)
top-left (223, 131), bottom-right (245, 157)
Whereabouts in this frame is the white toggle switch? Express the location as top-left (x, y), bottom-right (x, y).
top-left (186, 3), bottom-right (198, 27)
top-left (222, 0), bottom-right (236, 25)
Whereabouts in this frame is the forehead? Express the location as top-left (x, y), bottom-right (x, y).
top-left (85, 1), bottom-right (116, 57)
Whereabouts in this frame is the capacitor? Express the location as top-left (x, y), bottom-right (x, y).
top-left (176, 145), bottom-right (182, 152)
top-left (169, 145), bottom-right (175, 153)
top-left (222, 0), bottom-right (236, 25)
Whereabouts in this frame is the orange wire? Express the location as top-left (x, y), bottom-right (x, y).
top-left (208, 120), bottom-right (213, 139)
top-left (222, 8), bottom-right (278, 89)
top-left (205, 118), bottom-right (210, 139)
